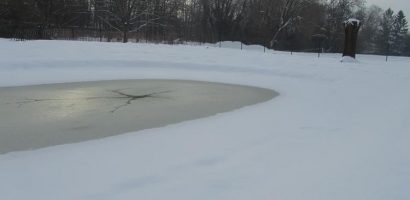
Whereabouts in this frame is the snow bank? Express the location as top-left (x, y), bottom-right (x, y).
top-left (186, 41), bottom-right (268, 52)
top-left (0, 39), bottom-right (410, 200)
top-left (340, 56), bottom-right (358, 62)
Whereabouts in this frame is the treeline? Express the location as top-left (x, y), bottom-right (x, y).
top-left (0, 0), bottom-right (409, 56)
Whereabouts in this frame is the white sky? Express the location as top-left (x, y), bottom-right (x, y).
top-left (366, 0), bottom-right (410, 17)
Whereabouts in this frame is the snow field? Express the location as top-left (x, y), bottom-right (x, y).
top-left (0, 39), bottom-right (410, 200)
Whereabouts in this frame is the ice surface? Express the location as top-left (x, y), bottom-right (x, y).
top-left (0, 79), bottom-right (275, 154)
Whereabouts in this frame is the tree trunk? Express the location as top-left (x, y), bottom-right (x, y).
top-left (343, 20), bottom-right (361, 58)
top-left (123, 31), bottom-right (128, 43)
top-left (270, 28), bottom-right (282, 48)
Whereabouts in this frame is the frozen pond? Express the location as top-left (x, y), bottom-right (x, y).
top-left (0, 79), bottom-right (277, 154)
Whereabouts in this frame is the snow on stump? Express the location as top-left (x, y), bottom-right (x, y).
top-left (342, 19), bottom-right (361, 62)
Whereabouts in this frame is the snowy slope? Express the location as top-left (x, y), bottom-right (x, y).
top-left (0, 39), bottom-right (410, 200)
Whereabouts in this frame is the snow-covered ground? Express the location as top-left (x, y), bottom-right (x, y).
top-left (0, 39), bottom-right (410, 200)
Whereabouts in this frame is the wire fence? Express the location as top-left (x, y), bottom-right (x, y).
top-left (2, 29), bottom-right (328, 58)
top-left (3, 27), bottom-right (397, 61)
top-left (5, 28), bottom-right (182, 44)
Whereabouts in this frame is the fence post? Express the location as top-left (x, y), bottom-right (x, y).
top-left (385, 43), bottom-right (390, 62)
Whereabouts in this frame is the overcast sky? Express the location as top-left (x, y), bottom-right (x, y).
top-left (366, 0), bottom-right (410, 16)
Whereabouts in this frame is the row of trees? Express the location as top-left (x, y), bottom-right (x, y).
top-left (0, 0), bottom-right (409, 56)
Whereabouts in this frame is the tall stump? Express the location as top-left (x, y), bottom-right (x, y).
top-left (342, 19), bottom-right (361, 59)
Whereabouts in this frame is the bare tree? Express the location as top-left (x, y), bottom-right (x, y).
top-left (92, 0), bottom-right (162, 43)
top-left (269, 0), bottom-right (305, 48)
top-left (194, 0), bottom-right (243, 42)
top-left (0, 0), bottom-right (8, 18)
top-left (357, 5), bottom-right (383, 54)
top-left (2, 0), bottom-right (408, 56)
